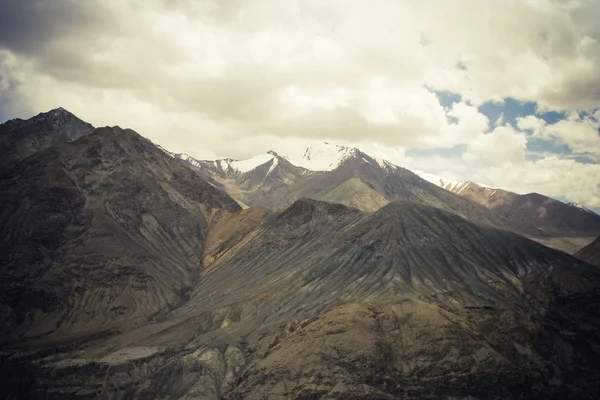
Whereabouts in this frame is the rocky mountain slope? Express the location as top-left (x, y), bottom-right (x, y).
top-left (3, 198), bottom-right (598, 399)
top-left (575, 236), bottom-right (600, 265)
top-left (0, 108), bottom-right (94, 173)
top-left (0, 117), bottom-right (240, 344)
top-left (1, 110), bottom-right (599, 399)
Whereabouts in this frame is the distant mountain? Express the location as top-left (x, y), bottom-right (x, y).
top-left (286, 141), bottom-right (367, 171)
top-left (575, 236), bottom-right (600, 265)
top-left (177, 143), bottom-right (600, 252)
top-left (168, 150), bottom-right (310, 209)
top-left (177, 143), bottom-right (597, 244)
top-left (415, 172), bottom-right (494, 194)
top-left (417, 173), bottom-right (600, 252)
top-left (0, 107), bottom-right (94, 173)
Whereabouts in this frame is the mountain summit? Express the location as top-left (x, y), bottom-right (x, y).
top-left (286, 142), bottom-right (373, 171)
top-left (0, 107), bottom-right (94, 172)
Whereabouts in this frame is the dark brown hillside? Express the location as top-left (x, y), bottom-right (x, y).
top-left (575, 236), bottom-right (600, 265)
top-left (0, 125), bottom-right (240, 343)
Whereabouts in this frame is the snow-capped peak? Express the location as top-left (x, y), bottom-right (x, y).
top-left (286, 142), bottom-right (363, 171)
top-left (33, 107), bottom-right (73, 122)
top-left (415, 171), bottom-right (471, 194)
top-left (173, 151), bottom-right (277, 175)
top-left (376, 158), bottom-right (401, 171)
top-left (231, 152), bottom-right (276, 173)
top-left (414, 171), bottom-right (512, 196)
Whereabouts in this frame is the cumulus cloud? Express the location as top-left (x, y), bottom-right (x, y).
top-left (464, 126), bottom-right (528, 166)
top-left (482, 157), bottom-right (600, 208)
top-left (0, 0), bottom-right (599, 207)
top-left (517, 113), bottom-right (600, 159)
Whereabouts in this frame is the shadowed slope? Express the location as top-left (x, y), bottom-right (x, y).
top-left (173, 199), bottom-right (578, 332)
top-left (8, 199), bottom-right (597, 399)
top-left (0, 108), bottom-right (94, 173)
top-left (575, 236), bottom-right (600, 265)
top-left (231, 262), bottom-right (600, 399)
top-left (0, 126), bottom-right (240, 343)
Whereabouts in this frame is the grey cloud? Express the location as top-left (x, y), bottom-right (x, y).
top-left (0, 0), bottom-right (114, 54)
top-left (2, 0), bottom-right (600, 147)
top-left (258, 106), bottom-right (452, 148)
top-left (542, 69), bottom-right (600, 110)
top-left (2, 0), bottom-right (600, 208)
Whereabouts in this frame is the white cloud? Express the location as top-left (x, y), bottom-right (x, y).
top-left (464, 126), bottom-right (528, 166)
top-left (2, 0), bottom-right (599, 133)
top-left (517, 115), bottom-right (547, 133)
top-left (1, 0), bottom-right (600, 208)
top-left (483, 156), bottom-right (600, 208)
top-left (517, 113), bottom-right (600, 158)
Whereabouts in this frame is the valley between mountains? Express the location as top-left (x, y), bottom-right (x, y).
top-left (1, 109), bottom-right (600, 399)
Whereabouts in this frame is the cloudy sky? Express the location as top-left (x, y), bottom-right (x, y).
top-left (1, 0), bottom-right (599, 210)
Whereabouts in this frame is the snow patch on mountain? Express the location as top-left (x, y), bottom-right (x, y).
top-left (415, 171), bottom-right (467, 192)
top-left (156, 145), bottom-right (175, 158)
top-left (231, 153), bottom-right (275, 173)
top-left (157, 140), bottom-right (598, 215)
top-left (567, 202), bottom-right (596, 215)
top-left (286, 142), bottom-right (362, 171)
top-left (266, 156), bottom-right (279, 176)
top-left (415, 171), bottom-right (504, 195)
top-left (376, 158), bottom-right (401, 172)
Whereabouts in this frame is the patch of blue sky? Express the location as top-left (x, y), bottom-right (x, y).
top-left (429, 89), bottom-right (569, 127)
top-left (525, 140), bottom-right (598, 163)
top-left (478, 98), bottom-right (536, 129)
top-left (430, 89), bottom-right (569, 129)
top-left (432, 90), bottom-right (462, 109)
top-left (525, 138), bottom-right (571, 160)
top-left (478, 98), bottom-right (567, 129)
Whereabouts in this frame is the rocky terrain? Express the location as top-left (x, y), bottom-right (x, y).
top-left (0, 118), bottom-right (240, 344)
top-left (1, 109), bottom-right (600, 399)
top-left (0, 108), bottom-right (94, 173)
top-left (575, 236), bottom-right (600, 265)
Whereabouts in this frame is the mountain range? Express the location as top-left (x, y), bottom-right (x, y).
top-left (1, 108), bottom-right (599, 399)
top-left (166, 140), bottom-right (600, 254)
